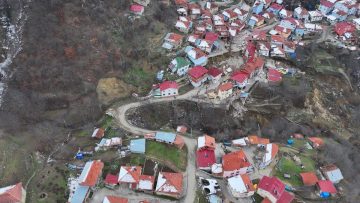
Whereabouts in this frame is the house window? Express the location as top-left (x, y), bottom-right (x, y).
top-left (168, 93), bottom-right (171, 95)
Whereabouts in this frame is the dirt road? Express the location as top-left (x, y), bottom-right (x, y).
top-left (114, 90), bottom-right (199, 203)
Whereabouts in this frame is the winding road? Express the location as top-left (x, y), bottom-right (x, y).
top-left (114, 89), bottom-right (199, 203)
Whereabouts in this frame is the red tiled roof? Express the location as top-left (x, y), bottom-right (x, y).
top-left (161, 172), bottom-right (183, 193)
top-left (222, 150), bottom-right (251, 171)
top-left (219, 82), bottom-right (233, 92)
top-left (241, 174), bottom-right (255, 191)
top-left (269, 3), bottom-right (283, 10)
top-left (262, 198), bottom-right (272, 203)
top-left (308, 137), bottom-right (324, 148)
top-left (317, 180), bottom-right (337, 194)
top-left (278, 190), bottom-right (295, 203)
top-left (207, 67), bottom-right (222, 77)
top-left (258, 176), bottom-right (285, 200)
top-left (188, 3), bottom-right (200, 10)
top-left (105, 174), bottom-right (119, 185)
top-left (130, 4), bottom-right (144, 13)
top-left (334, 22), bottom-right (355, 36)
top-left (139, 175), bottom-right (155, 184)
top-left (159, 81), bottom-right (178, 91)
top-left (81, 160), bottom-right (104, 187)
top-left (105, 195), bottom-right (129, 203)
top-left (205, 32), bottom-right (219, 42)
top-left (268, 68), bottom-right (282, 82)
top-left (120, 166), bottom-right (142, 183)
top-left (300, 172), bottom-right (319, 186)
top-left (94, 128), bottom-right (105, 139)
top-left (168, 33), bottom-right (184, 42)
top-left (231, 72), bottom-right (248, 83)
top-left (175, 0), bottom-right (187, 5)
top-left (0, 183), bottom-right (23, 203)
top-left (271, 143), bottom-right (279, 159)
top-left (320, 0), bottom-right (334, 8)
top-left (271, 35), bottom-right (286, 43)
top-left (196, 149), bottom-right (216, 168)
top-left (188, 66), bottom-right (208, 79)
top-left (248, 135), bottom-right (270, 145)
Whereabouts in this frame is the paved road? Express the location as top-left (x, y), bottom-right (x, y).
top-left (114, 90), bottom-right (199, 203)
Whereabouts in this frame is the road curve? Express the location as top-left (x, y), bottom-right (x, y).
top-left (114, 90), bottom-right (198, 203)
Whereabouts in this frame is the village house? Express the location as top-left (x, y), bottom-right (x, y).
top-left (155, 172), bottom-right (183, 199)
top-left (257, 42), bottom-right (271, 57)
top-left (136, 175), bottom-right (155, 193)
top-left (271, 35), bottom-right (286, 46)
top-left (207, 67), bottom-right (223, 82)
top-left (0, 182), bottom-right (26, 203)
top-left (222, 9), bottom-right (238, 23)
top-left (304, 23), bottom-right (323, 34)
top-left (267, 3), bottom-right (283, 15)
top-left (71, 160), bottom-right (104, 203)
top-left (294, 6), bottom-right (309, 21)
top-left (241, 57), bottom-right (265, 79)
top-left (279, 9), bottom-right (293, 19)
top-left (176, 1), bottom-right (188, 17)
top-left (247, 135), bottom-right (270, 146)
top-left (169, 57), bottom-right (191, 76)
top-left (231, 72), bottom-right (249, 89)
top-left (317, 180), bottom-right (337, 197)
top-left (175, 18), bottom-right (192, 33)
top-left (162, 33), bottom-right (183, 50)
top-left (222, 150), bottom-right (252, 178)
top-left (308, 137), bottom-right (324, 149)
top-left (102, 196), bottom-right (128, 203)
top-left (267, 68), bottom-right (282, 84)
top-left (330, 9), bottom-right (348, 22)
top-left (213, 14), bottom-right (225, 26)
top-left (155, 131), bottom-right (177, 144)
top-left (157, 81), bottom-right (178, 97)
top-left (319, 0), bottom-right (335, 15)
top-left (215, 25), bottom-right (230, 39)
top-left (188, 65), bottom-right (208, 87)
top-left (283, 41), bottom-right (296, 54)
top-left (196, 148), bottom-right (216, 171)
top-left (308, 10), bottom-right (323, 22)
top-left (320, 164), bottom-right (344, 184)
top-left (205, 1), bottom-right (219, 14)
top-left (201, 10), bottom-right (213, 20)
top-left (118, 166), bottom-right (142, 189)
top-left (280, 18), bottom-right (301, 31)
top-left (231, 137), bottom-right (249, 147)
top-left (334, 21), bottom-right (356, 39)
top-left (227, 174), bottom-right (255, 198)
top-left (188, 3), bottom-right (201, 18)
top-left (334, 0), bottom-right (356, 15)
top-left (259, 143), bottom-right (279, 169)
top-left (262, 11), bottom-right (276, 23)
top-left (300, 172), bottom-right (319, 186)
top-left (252, 30), bottom-right (268, 41)
top-left (130, 4), bottom-right (145, 15)
top-left (270, 25), bottom-right (292, 38)
top-left (233, 7), bottom-right (249, 22)
top-left (257, 176), bottom-right (294, 203)
top-left (353, 18), bottom-right (360, 30)
top-left (130, 138), bottom-right (146, 154)
top-left (252, 1), bottom-right (264, 15)
top-left (195, 39), bottom-right (217, 54)
top-left (187, 34), bottom-right (200, 45)
top-left (133, 0), bottom-right (150, 7)
top-left (248, 14), bottom-right (265, 28)
top-left (218, 82), bottom-right (233, 100)
top-left (91, 128), bottom-right (105, 139)
top-left (185, 46), bottom-right (208, 66)
top-left (104, 174), bottom-right (118, 189)
top-left (96, 137), bottom-right (122, 151)
top-left (197, 134), bottom-right (216, 150)
top-left (271, 45), bottom-right (286, 58)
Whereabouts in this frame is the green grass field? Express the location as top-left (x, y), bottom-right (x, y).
top-left (146, 141), bottom-right (187, 171)
top-left (274, 155), bottom-right (316, 187)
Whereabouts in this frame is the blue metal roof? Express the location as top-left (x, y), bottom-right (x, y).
top-left (208, 194), bottom-right (222, 203)
top-left (155, 132), bottom-right (176, 143)
top-left (130, 138), bottom-right (146, 154)
top-left (70, 185), bottom-right (89, 203)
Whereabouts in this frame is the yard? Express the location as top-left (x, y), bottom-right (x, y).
top-left (145, 140), bottom-right (187, 171)
top-left (274, 152), bottom-right (316, 187)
